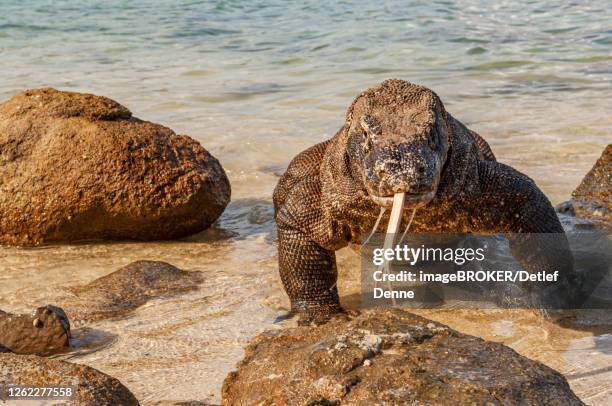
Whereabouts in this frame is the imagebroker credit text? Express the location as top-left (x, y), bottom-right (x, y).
top-left (373, 270), bottom-right (560, 283)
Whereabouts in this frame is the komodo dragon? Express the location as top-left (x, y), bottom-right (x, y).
top-left (274, 79), bottom-right (583, 324)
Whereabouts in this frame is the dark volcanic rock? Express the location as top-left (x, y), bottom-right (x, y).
top-left (64, 260), bottom-right (202, 322)
top-left (0, 353), bottom-right (139, 405)
top-left (222, 309), bottom-right (583, 405)
top-left (0, 88), bottom-right (230, 246)
top-left (557, 145), bottom-right (611, 227)
top-left (0, 305), bottom-right (70, 356)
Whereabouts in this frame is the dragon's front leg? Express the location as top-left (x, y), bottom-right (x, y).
top-left (476, 161), bottom-right (589, 309)
top-left (277, 226), bottom-right (343, 325)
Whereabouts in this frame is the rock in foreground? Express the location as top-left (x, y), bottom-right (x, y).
top-left (222, 309), bottom-right (583, 405)
top-left (0, 353), bottom-right (139, 405)
top-left (557, 145), bottom-right (611, 227)
top-left (0, 88), bottom-right (230, 246)
top-left (0, 305), bottom-right (70, 356)
top-left (65, 260), bottom-right (202, 322)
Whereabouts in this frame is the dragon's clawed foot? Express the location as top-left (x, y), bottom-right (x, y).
top-left (292, 303), bottom-right (347, 326)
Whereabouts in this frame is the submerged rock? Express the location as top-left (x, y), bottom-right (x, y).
top-left (0, 353), bottom-right (139, 405)
top-left (0, 88), bottom-right (230, 246)
top-left (557, 145), bottom-right (611, 227)
top-left (222, 309), bottom-right (583, 405)
top-left (64, 260), bottom-right (202, 322)
top-left (0, 305), bottom-right (70, 356)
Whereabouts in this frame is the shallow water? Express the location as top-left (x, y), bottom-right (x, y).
top-left (1, 0), bottom-right (611, 404)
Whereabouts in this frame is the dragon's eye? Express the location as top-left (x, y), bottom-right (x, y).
top-left (359, 115), bottom-right (378, 154)
top-left (360, 115), bottom-right (381, 138)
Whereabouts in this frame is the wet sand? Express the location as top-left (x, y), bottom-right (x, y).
top-left (1, 1), bottom-right (611, 402)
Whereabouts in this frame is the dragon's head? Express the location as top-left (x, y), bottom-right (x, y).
top-left (346, 79), bottom-right (451, 208)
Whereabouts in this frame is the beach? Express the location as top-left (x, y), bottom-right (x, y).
top-left (1, 0), bottom-right (611, 404)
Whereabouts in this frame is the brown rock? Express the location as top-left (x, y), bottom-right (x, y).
top-left (0, 88), bottom-right (230, 246)
top-left (222, 309), bottom-right (583, 405)
top-left (151, 402), bottom-right (214, 406)
top-left (0, 353), bottom-right (139, 405)
top-left (557, 145), bottom-right (611, 227)
top-left (64, 260), bottom-right (202, 322)
top-left (0, 305), bottom-right (70, 356)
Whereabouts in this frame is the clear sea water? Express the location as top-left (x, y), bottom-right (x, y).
top-left (0, 1), bottom-right (611, 404)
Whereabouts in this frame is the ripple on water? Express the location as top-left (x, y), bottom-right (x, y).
top-left (469, 60), bottom-right (534, 71)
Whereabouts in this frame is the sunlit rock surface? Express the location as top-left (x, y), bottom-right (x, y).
top-left (557, 144), bottom-right (611, 228)
top-left (0, 305), bottom-right (70, 356)
top-left (0, 88), bottom-right (231, 246)
top-left (62, 260), bottom-right (203, 322)
top-left (222, 309), bottom-right (583, 405)
top-left (0, 353), bottom-right (139, 405)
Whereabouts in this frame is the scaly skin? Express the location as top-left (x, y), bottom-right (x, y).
top-left (274, 79), bottom-right (580, 324)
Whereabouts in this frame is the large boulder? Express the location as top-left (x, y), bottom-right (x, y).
top-left (222, 309), bottom-right (583, 405)
top-left (557, 145), bottom-right (611, 227)
top-left (0, 353), bottom-right (139, 405)
top-left (0, 88), bottom-right (230, 246)
top-left (0, 305), bottom-right (70, 356)
top-left (64, 260), bottom-right (203, 322)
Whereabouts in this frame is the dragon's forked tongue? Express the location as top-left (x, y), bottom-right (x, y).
top-left (368, 193), bottom-right (418, 305)
top-left (364, 192), bottom-right (417, 247)
top-left (383, 193), bottom-right (405, 252)
top-left (383, 193), bottom-right (418, 265)
top-left (380, 193), bottom-right (406, 305)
